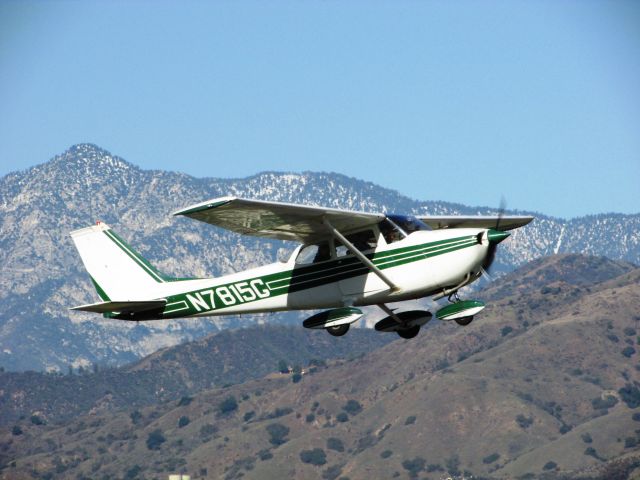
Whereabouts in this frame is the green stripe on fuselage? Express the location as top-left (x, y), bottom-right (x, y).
top-left (160, 234), bottom-right (478, 319)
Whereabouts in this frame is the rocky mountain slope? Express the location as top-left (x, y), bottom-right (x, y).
top-left (1, 144), bottom-right (639, 371)
top-left (1, 254), bottom-right (639, 480)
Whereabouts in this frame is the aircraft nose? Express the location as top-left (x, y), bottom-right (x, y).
top-left (486, 229), bottom-right (510, 244)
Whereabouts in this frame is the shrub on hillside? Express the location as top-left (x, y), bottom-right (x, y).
top-left (124, 465), bottom-right (142, 480)
top-left (624, 327), bottom-right (637, 336)
top-left (584, 447), bottom-right (602, 460)
top-left (178, 416), bottom-right (190, 428)
top-left (336, 412), bottom-right (349, 423)
top-left (402, 457), bottom-right (426, 478)
top-left (11, 425), bottom-right (22, 436)
top-left (146, 429), bottom-right (165, 450)
top-left (327, 437), bottom-right (344, 452)
top-left (380, 450), bottom-right (393, 459)
top-left (559, 424), bottom-right (572, 434)
top-left (501, 326), bottom-right (513, 336)
top-left (218, 395), bottom-right (238, 415)
top-left (343, 400), bottom-right (362, 415)
top-left (266, 423), bottom-right (289, 446)
top-left (292, 372), bottom-right (302, 383)
top-left (258, 449), bottom-right (273, 461)
top-left (445, 455), bottom-right (461, 476)
top-left (300, 448), bottom-right (327, 466)
top-left (199, 423), bottom-right (217, 438)
top-left (177, 396), bottom-right (193, 406)
top-left (404, 415), bottom-right (417, 425)
top-left (278, 360), bottom-right (289, 374)
top-left (581, 432), bottom-right (593, 443)
top-left (322, 464), bottom-right (343, 480)
top-left (30, 414), bottom-right (44, 425)
top-left (239, 410), bottom-right (253, 422)
top-left (632, 412), bottom-right (640, 422)
top-left (619, 383), bottom-right (640, 408)
top-left (622, 347), bottom-right (636, 358)
top-left (483, 453), bottom-right (500, 464)
top-left (515, 414), bottom-right (533, 428)
top-left (268, 407), bottom-right (293, 419)
top-left (591, 395), bottom-right (618, 410)
top-left (129, 410), bottom-right (142, 425)
top-left (543, 461), bottom-right (557, 471)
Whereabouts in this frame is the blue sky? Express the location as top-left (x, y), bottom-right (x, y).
top-left (1, 1), bottom-right (638, 219)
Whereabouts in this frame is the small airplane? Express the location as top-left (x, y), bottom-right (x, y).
top-left (71, 197), bottom-right (533, 339)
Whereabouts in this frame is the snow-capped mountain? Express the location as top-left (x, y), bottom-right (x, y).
top-left (1, 144), bottom-right (638, 371)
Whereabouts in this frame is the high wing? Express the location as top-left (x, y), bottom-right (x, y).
top-left (173, 196), bottom-right (385, 243)
top-left (418, 215), bottom-right (533, 231)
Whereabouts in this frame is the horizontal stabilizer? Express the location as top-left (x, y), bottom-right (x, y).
top-left (71, 300), bottom-right (167, 314)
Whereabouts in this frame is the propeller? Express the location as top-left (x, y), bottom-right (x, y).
top-left (481, 197), bottom-right (508, 275)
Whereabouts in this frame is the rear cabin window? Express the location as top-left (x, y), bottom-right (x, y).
top-left (295, 242), bottom-right (331, 265)
top-left (335, 229), bottom-right (378, 257)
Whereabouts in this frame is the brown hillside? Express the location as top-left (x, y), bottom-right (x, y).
top-left (2, 255), bottom-right (639, 480)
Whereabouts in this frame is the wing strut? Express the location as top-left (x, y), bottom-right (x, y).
top-left (322, 218), bottom-right (399, 292)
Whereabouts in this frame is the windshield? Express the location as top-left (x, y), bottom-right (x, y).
top-left (386, 215), bottom-right (431, 235)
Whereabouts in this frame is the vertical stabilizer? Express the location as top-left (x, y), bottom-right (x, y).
top-left (70, 223), bottom-right (170, 300)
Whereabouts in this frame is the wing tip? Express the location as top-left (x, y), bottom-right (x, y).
top-left (172, 197), bottom-right (236, 217)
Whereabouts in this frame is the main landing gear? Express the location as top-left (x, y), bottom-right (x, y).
top-left (374, 305), bottom-right (432, 339)
top-left (326, 324), bottom-right (350, 337)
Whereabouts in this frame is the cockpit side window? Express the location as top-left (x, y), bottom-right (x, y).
top-left (335, 229), bottom-right (378, 257)
top-left (295, 241), bottom-right (331, 265)
top-left (379, 219), bottom-right (404, 244)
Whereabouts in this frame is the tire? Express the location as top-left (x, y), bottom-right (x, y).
top-left (455, 316), bottom-right (473, 326)
top-left (327, 324), bottom-right (350, 337)
top-left (397, 325), bottom-right (420, 339)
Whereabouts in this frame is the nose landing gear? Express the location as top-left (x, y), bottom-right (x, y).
top-left (435, 294), bottom-right (485, 326)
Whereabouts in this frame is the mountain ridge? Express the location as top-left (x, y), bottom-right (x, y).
top-left (1, 143), bottom-right (639, 371)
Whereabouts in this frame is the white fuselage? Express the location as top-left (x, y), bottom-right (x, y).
top-left (152, 228), bottom-right (489, 319)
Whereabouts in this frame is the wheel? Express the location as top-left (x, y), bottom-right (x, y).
top-left (327, 324), bottom-right (350, 337)
top-left (455, 316), bottom-right (473, 326)
top-left (397, 325), bottom-right (420, 339)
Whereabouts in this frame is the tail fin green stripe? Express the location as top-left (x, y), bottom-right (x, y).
top-left (103, 229), bottom-right (171, 283)
top-left (90, 275), bottom-right (111, 301)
